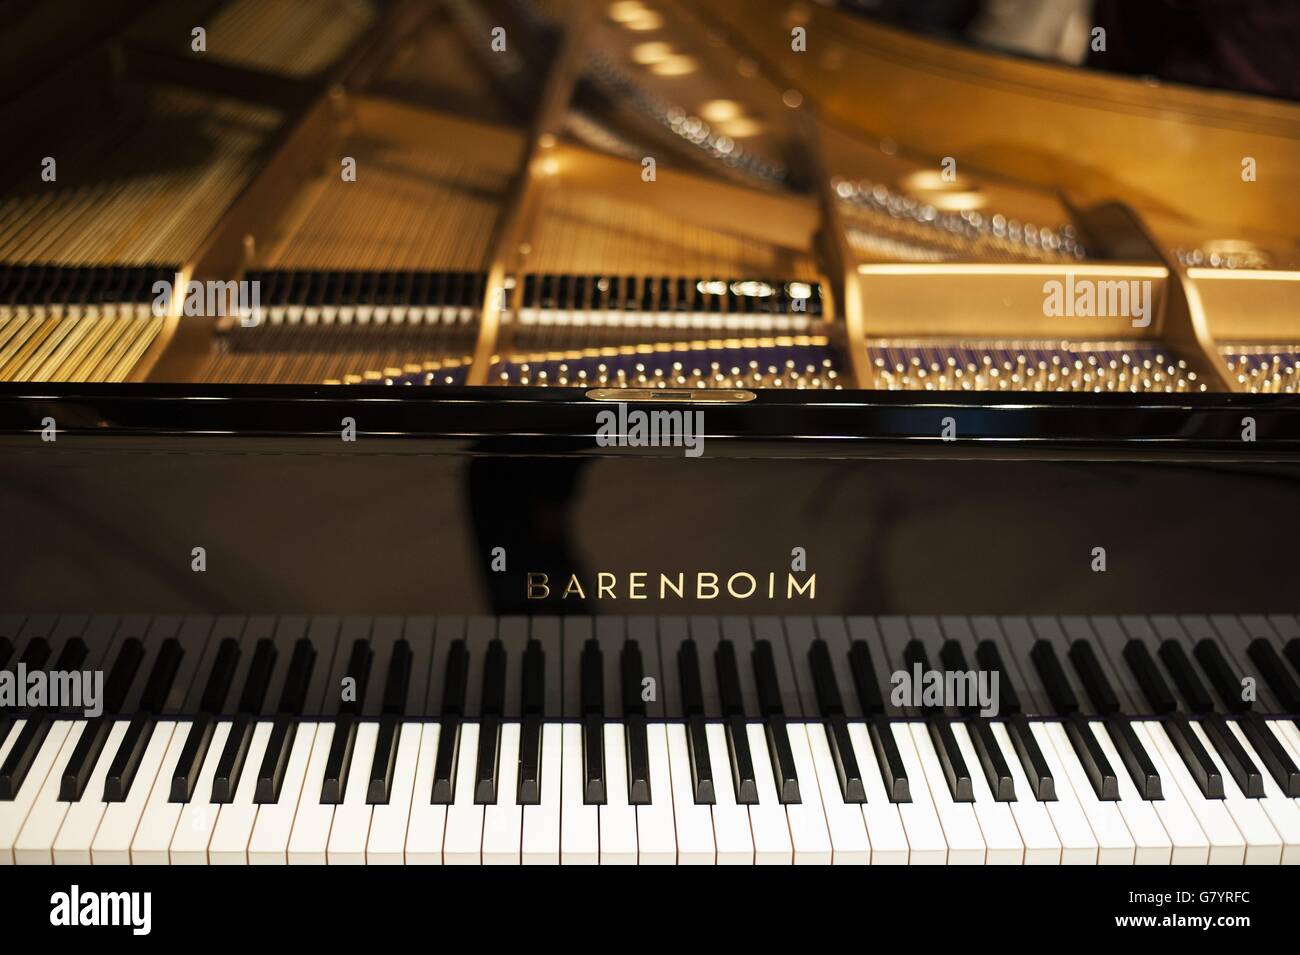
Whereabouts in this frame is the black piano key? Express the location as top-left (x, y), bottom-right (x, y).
top-left (903, 638), bottom-right (930, 674)
top-left (475, 715), bottom-right (502, 805)
top-left (1285, 639), bottom-right (1300, 686)
top-left (382, 640), bottom-right (413, 716)
top-left (724, 714), bottom-right (759, 804)
top-left (276, 638), bottom-right (317, 715)
top-left (1030, 640), bottom-right (1079, 716)
top-left (754, 640), bottom-right (800, 802)
top-left (974, 640), bottom-right (1021, 715)
top-left (686, 714), bottom-right (714, 804)
top-left (1239, 711), bottom-right (1300, 797)
top-left (715, 640), bottom-right (756, 802)
top-left (1064, 715), bottom-right (1119, 800)
top-left (19, 636), bottom-right (51, 670)
top-left (622, 641), bottom-right (650, 804)
top-left (679, 641), bottom-right (706, 717)
top-left (432, 639), bottom-right (468, 803)
top-left (103, 714), bottom-right (153, 802)
top-left (431, 717), bottom-right (460, 804)
top-left (441, 640), bottom-right (468, 717)
top-left (1069, 640), bottom-right (1121, 715)
top-left (321, 713), bottom-right (357, 804)
top-left (369, 715), bottom-right (401, 805)
top-left (170, 715), bottom-right (214, 802)
top-left (59, 717), bottom-right (112, 801)
top-left (1195, 639), bottom-right (1248, 713)
top-left (54, 636), bottom-right (88, 672)
top-left (0, 718), bottom-right (53, 799)
top-left (521, 640), bottom-right (545, 716)
top-left (1008, 715), bottom-right (1055, 801)
top-left (715, 639), bottom-right (747, 711)
top-left (339, 639), bottom-right (374, 716)
top-left (765, 716), bottom-right (800, 803)
top-left (809, 640), bottom-right (846, 716)
top-left (1165, 715), bottom-right (1223, 799)
top-left (0, 717), bottom-right (11, 755)
top-left (138, 639), bottom-right (182, 715)
top-left (211, 714), bottom-right (254, 803)
top-left (1247, 638), bottom-right (1300, 714)
top-left (238, 639), bottom-right (277, 715)
top-left (824, 715), bottom-right (866, 803)
top-left (582, 714), bottom-right (605, 804)
top-left (1159, 640), bottom-right (1215, 714)
top-left (1123, 640), bottom-right (1177, 715)
top-left (868, 717), bottom-right (909, 802)
top-left (939, 640), bottom-right (978, 717)
top-left (103, 637), bottom-right (145, 714)
top-left (518, 714), bottom-right (542, 805)
top-left (255, 714), bottom-right (296, 804)
top-left (1106, 716), bottom-right (1161, 799)
top-left (1204, 715), bottom-right (1264, 798)
top-left (752, 640), bottom-right (786, 719)
top-left (928, 719), bottom-right (974, 802)
top-left (625, 713), bottom-right (651, 805)
top-left (580, 640), bottom-right (605, 804)
top-left (199, 639), bottom-right (240, 714)
top-left (970, 719), bottom-right (1015, 802)
top-left (480, 640), bottom-right (506, 718)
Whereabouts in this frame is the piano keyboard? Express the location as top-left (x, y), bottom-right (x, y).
top-left (2, 613), bottom-right (1300, 865)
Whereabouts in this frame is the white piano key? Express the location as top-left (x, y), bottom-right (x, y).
top-left (11, 721), bottom-right (84, 864)
top-left (131, 722), bottom-right (193, 864)
top-left (665, 723), bottom-right (714, 864)
top-left (54, 721), bottom-right (132, 864)
top-left (600, 723), bottom-right (637, 865)
top-left (327, 721), bottom-right (379, 864)
top-left (521, 723), bottom-right (560, 864)
top-left (287, 722), bottom-right (336, 865)
top-left (442, 722), bottom-right (485, 865)
top-left (1142, 721), bottom-right (1244, 864)
top-left (908, 722), bottom-right (985, 864)
top-left (559, 723), bottom-right (598, 864)
top-left (1044, 722), bottom-right (1135, 864)
top-left (1189, 720), bottom-right (1281, 864)
top-left (636, 723), bottom-right (676, 865)
top-left (785, 724), bottom-right (833, 864)
top-left (988, 722), bottom-right (1061, 864)
top-left (804, 722), bottom-right (870, 864)
top-left (706, 723), bottom-right (754, 864)
top-left (94, 722), bottom-right (178, 864)
top-left (746, 722), bottom-right (793, 864)
top-left (1026, 721), bottom-right (1099, 864)
top-left (1090, 722), bottom-right (1172, 864)
top-left (846, 723), bottom-right (909, 864)
top-left (250, 722), bottom-right (318, 865)
top-left (208, 721), bottom-right (274, 865)
top-left (1128, 722), bottom-right (1208, 864)
top-left (481, 723), bottom-right (522, 865)
top-left (1227, 720), bottom-right (1300, 863)
top-left (361, 723), bottom-right (419, 864)
top-left (889, 723), bottom-right (947, 864)
top-left (0, 721), bottom-right (38, 863)
top-left (170, 721), bottom-right (233, 864)
top-left (950, 722), bottom-right (1024, 864)
top-left (405, 723), bottom-right (447, 864)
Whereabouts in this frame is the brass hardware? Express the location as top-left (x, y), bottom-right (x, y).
top-left (586, 388), bottom-right (756, 403)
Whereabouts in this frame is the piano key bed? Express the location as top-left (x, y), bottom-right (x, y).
top-left (3, 613), bottom-right (1300, 865)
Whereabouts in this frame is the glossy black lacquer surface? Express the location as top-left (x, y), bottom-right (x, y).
top-left (2, 384), bottom-right (1299, 617)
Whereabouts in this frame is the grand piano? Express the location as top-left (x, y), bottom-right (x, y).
top-left (1, 0), bottom-right (1300, 867)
